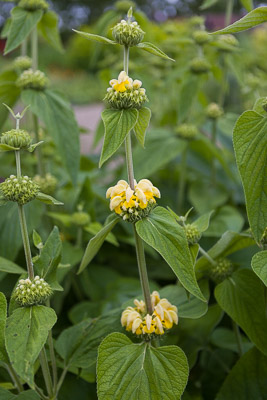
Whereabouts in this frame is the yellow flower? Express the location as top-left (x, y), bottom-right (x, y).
top-left (106, 179), bottom-right (160, 222)
top-left (121, 290), bottom-right (178, 337)
top-left (109, 71), bottom-right (133, 93)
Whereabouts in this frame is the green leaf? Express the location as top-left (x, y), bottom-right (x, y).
top-left (0, 257), bottom-right (25, 274)
top-left (251, 250), bottom-right (267, 287)
top-left (137, 41), bottom-right (175, 62)
top-left (5, 7), bottom-right (43, 54)
top-left (210, 327), bottom-right (252, 354)
top-left (0, 18), bottom-right (11, 39)
top-left (204, 206), bottom-right (244, 237)
top-left (133, 107), bottom-right (151, 147)
top-left (136, 207), bottom-right (206, 302)
top-left (189, 181), bottom-right (228, 214)
top-left (6, 306), bottom-right (57, 386)
top-left (0, 144), bottom-right (19, 152)
top-left (32, 230), bottom-right (43, 250)
top-left (240, 0), bottom-right (253, 12)
top-left (34, 226), bottom-right (63, 290)
top-left (27, 141), bottom-right (43, 153)
top-left (211, 7), bottom-right (267, 34)
top-left (36, 192), bottom-right (63, 206)
top-left (216, 347), bottom-right (267, 400)
top-left (84, 222), bottom-right (119, 246)
top-left (0, 70), bottom-right (20, 128)
top-left (200, 0), bottom-right (219, 10)
top-left (78, 215), bottom-right (120, 274)
top-left (253, 97), bottom-right (267, 116)
top-left (100, 109), bottom-right (138, 167)
top-left (21, 89), bottom-right (80, 183)
top-left (97, 333), bottom-right (188, 400)
top-left (0, 388), bottom-right (15, 400)
top-left (215, 269), bottom-right (267, 355)
top-left (0, 293), bottom-right (8, 363)
top-left (192, 211), bottom-right (214, 233)
top-left (38, 11), bottom-right (64, 52)
top-left (73, 30), bottom-right (116, 45)
top-left (178, 76), bottom-right (199, 123)
top-left (233, 110), bottom-right (267, 243)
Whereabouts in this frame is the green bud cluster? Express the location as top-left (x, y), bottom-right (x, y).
top-left (0, 175), bottom-right (39, 205)
top-left (13, 56), bottom-right (32, 71)
top-left (33, 173), bottom-right (58, 195)
top-left (1, 129), bottom-right (32, 149)
top-left (71, 211), bottom-right (91, 226)
top-left (218, 34), bottom-right (239, 50)
top-left (190, 57), bottom-right (211, 74)
top-left (209, 258), bottom-right (233, 283)
top-left (14, 276), bottom-right (52, 307)
top-left (175, 124), bottom-right (198, 140)
top-left (112, 19), bottom-right (144, 47)
top-left (17, 69), bottom-right (49, 91)
top-left (206, 103), bottom-right (223, 119)
top-left (104, 87), bottom-right (148, 110)
top-left (189, 16), bottom-right (205, 27)
top-left (192, 30), bottom-right (210, 45)
top-left (120, 201), bottom-right (155, 223)
top-left (18, 0), bottom-right (49, 11)
top-left (185, 224), bottom-right (202, 244)
top-left (262, 98), bottom-right (267, 113)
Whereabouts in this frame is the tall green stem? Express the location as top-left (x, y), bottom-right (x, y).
top-left (232, 321), bottom-right (243, 357)
top-left (6, 364), bottom-right (24, 393)
top-left (31, 26), bottom-right (38, 71)
top-left (225, 0), bottom-right (234, 27)
top-left (46, 300), bottom-right (58, 393)
top-left (199, 245), bottom-right (217, 267)
top-left (177, 142), bottom-right (188, 214)
top-left (211, 119), bottom-right (217, 185)
top-left (21, 38), bottom-right (28, 57)
top-left (39, 348), bottom-right (54, 398)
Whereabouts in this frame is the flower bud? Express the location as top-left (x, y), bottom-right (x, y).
top-left (13, 56), bottom-right (32, 71)
top-left (17, 69), bottom-right (49, 91)
top-left (1, 129), bottom-right (32, 149)
top-left (18, 0), bottom-right (49, 11)
top-left (206, 103), bottom-right (223, 119)
top-left (192, 30), bottom-right (210, 45)
top-left (33, 173), bottom-right (58, 195)
top-left (14, 276), bottom-right (52, 307)
top-left (189, 16), bottom-right (205, 27)
top-left (209, 258), bottom-right (233, 283)
top-left (175, 124), bottom-right (198, 140)
top-left (185, 224), bottom-right (201, 244)
top-left (0, 175), bottom-right (39, 205)
top-left (71, 211), bottom-right (91, 226)
top-left (262, 98), bottom-right (267, 113)
top-left (190, 57), bottom-right (211, 74)
top-left (112, 19), bottom-right (144, 47)
top-left (218, 34), bottom-right (239, 51)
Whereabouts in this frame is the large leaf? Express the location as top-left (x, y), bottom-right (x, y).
top-left (216, 347), bottom-right (267, 400)
top-left (251, 250), bottom-right (267, 287)
top-left (137, 42), bottom-right (175, 61)
top-left (136, 207), bottom-right (206, 302)
top-left (0, 70), bottom-right (20, 128)
top-left (97, 333), bottom-right (188, 400)
top-left (21, 89), bottom-right (80, 183)
top-left (38, 10), bottom-right (64, 52)
top-left (215, 269), bottom-right (267, 355)
top-left (73, 30), bottom-right (116, 45)
top-left (212, 6), bottom-right (267, 34)
top-left (6, 306), bottom-right (57, 386)
top-left (5, 7), bottom-right (43, 54)
top-left (0, 258), bottom-right (25, 274)
top-left (78, 215), bottom-right (120, 274)
top-left (0, 388), bottom-right (40, 399)
top-left (100, 109), bottom-right (138, 167)
top-left (0, 293), bottom-right (8, 363)
top-left (133, 107), bottom-right (151, 147)
top-left (233, 110), bottom-right (267, 243)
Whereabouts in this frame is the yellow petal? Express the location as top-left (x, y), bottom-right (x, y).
top-left (126, 187), bottom-right (134, 203)
top-left (111, 184), bottom-right (127, 197)
top-left (110, 196), bottom-right (123, 211)
top-left (135, 187), bottom-right (147, 204)
top-left (132, 317), bottom-right (142, 333)
top-left (106, 186), bottom-right (113, 198)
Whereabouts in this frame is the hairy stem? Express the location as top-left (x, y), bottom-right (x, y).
top-left (56, 365), bottom-right (68, 395)
top-left (177, 142), bottom-right (188, 214)
top-left (39, 348), bottom-right (54, 398)
top-left (76, 227), bottom-right (83, 248)
top-left (211, 119), bottom-right (217, 185)
top-left (6, 364), bottom-right (24, 393)
top-left (225, 0), bottom-right (234, 27)
top-left (199, 245), bottom-right (217, 267)
top-left (21, 38), bottom-right (27, 57)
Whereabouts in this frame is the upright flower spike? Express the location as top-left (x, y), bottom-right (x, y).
top-left (121, 290), bottom-right (178, 338)
top-left (112, 16), bottom-right (145, 47)
top-left (104, 70), bottom-right (148, 109)
top-left (17, 69), bottom-right (49, 91)
top-left (106, 179), bottom-right (160, 222)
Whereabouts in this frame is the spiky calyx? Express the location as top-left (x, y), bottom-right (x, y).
top-left (193, 30), bottom-right (210, 45)
top-left (1, 129), bottom-right (32, 149)
top-left (190, 57), bottom-right (211, 74)
top-left (104, 87), bottom-right (148, 109)
top-left (72, 211), bottom-right (91, 226)
top-left (14, 276), bottom-right (52, 307)
top-left (13, 56), bottom-right (32, 71)
top-left (176, 124), bottom-right (198, 140)
top-left (17, 69), bottom-right (49, 91)
top-left (209, 258), bottom-right (233, 283)
top-left (0, 175), bottom-right (39, 205)
top-left (33, 173), bottom-right (58, 195)
top-left (185, 224), bottom-right (202, 244)
top-left (112, 19), bottom-right (144, 47)
top-left (206, 103), bottom-right (223, 119)
top-left (18, 0), bottom-right (49, 11)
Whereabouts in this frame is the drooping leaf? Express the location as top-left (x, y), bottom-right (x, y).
top-left (136, 207), bottom-right (206, 302)
top-left (137, 42), bottom-right (175, 61)
top-left (100, 109), bottom-right (138, 167)
top-left (211, 6), bottom-right (267, 34)
top-left (0, 258), bottom-right (25, 274)
top-left (6, 306), bottom-right (57, 386)
top-left (73, 30), bottom-right (117, 45)
top-left (97, 333), bottom-right (188, 400)
top-left (78, 215), bottom-right (120, 274)
top-left (38, 10), bottom-right (64, 52)
top-left (233, 110), bottom-right (267, 243)
top-left (251, 250), bottom-right (267, 287)
top-left (215, 269), bottom-right (267, 355)
top-left (0, 293), bottom-right (8, 363)
top-left (133, 107), bottom-right (151, 147)
top-left (21, 89), bottom-right (80, 183)
top-left (216, 347), bottom-right (267, 400)
top-left (5, 7), bottom-right (43, 54)
top-left (36, 192), bottom-right (63, 206)
top-left (84, 222), bottom-right (119, 246)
